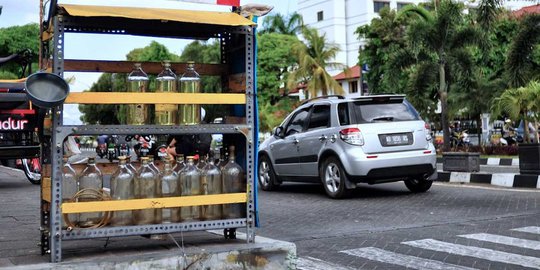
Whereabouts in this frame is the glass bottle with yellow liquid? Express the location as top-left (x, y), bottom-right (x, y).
top-left (178, 61), bottom-right (201, 125)
top-left (155, 61), bottom-right (178, 125)
top-left (127, 63), bottom-right (149, 125)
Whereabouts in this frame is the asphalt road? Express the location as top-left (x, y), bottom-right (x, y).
top-left (256, 181), bottom-right (540, 269)
top-left (0, 165), bottom-right (539, 269)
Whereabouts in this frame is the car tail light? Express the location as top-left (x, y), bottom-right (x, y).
top-left (424, 122), bottom-right (432, 141)
top-left (340, 127), bottom-right (364, 145)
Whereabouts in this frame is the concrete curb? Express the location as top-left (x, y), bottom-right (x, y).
top-left (436, 157), bottom-right (519, 166)
top-left (437, 171), bottom-right (540, 189)
top-left (2, 231), bottom-right (297, 270)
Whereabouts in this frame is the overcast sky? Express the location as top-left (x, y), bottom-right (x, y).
top-left (0, 0), bottom-right (296, 124)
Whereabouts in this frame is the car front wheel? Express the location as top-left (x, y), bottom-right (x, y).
top-left (404, 177), bottom-right (433, 193)
top-left (258, 155), bottom-right (280, 191)
top-left (320, 156), bottom-right (351, 199)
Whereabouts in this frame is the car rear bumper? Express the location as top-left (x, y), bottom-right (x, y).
top-left (341, 146), bottom-right (437, 181)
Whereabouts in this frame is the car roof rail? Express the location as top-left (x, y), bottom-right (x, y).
top-left (300, 95), bottom-right (345, 106)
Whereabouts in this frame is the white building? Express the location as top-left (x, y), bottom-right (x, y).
top-left (298, 0), bottom-right (539, 95)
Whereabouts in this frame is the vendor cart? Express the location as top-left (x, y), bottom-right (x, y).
top-left (39, 1), bottom-right (258, 262)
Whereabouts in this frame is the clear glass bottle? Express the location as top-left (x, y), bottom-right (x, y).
top-left (179, 156), bottom-right (201, 221)
top-left (222, 146), bottom-right (245, 219)
top-left (148, 155), bottom-right (161, 176)
top-left (77, 157), bottom-right (103, 228)
top-left (61, 156), bottom-right (78, 229)
top-left (110, 156), bottom-right (135, 226)
top-left (126, 155), bottom-right (138, 174)
top-left (155, 61), bottom-right (178, 125)
top-left (197, 154), bottom-right (207, 170)
top-left (161, 157), bottom-right (180, 223)
top-left (218, 147), bottom-right (229, 169)
top-left (178, 61), bottom-right (201, 125)
top-left (127, 63), bottom-right (149, 125)
top-left (173, 154), bottom-right (185, 175)
top-left (201, 157), bottom-right (222, 220)
top-left (135, 158), bottom-right (161, 224)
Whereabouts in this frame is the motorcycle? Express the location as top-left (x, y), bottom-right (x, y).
top-left (127, 135), bottom-right (156, 159)
top-left (450, 129), bottom-right (471, 149)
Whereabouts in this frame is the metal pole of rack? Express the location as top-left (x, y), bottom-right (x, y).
top-left (49, 15), bottom-right (65, 263)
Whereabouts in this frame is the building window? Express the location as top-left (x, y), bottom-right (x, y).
top-left (317, 11), bottom-right (324, 21)
top-left (349, 81), bottom-right (358, 93)
top-left (397, 2), bottom-right (411, 10)
top-left (374, 1), bottom-right (390, 13)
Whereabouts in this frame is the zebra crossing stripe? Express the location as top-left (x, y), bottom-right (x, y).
top-left (458, 233), bottom-right (540, 250)
top-left (340, 247), bottom-right (477, 270)
top-left (296, 256), bottom-right (354, 270)
top-left (403, 239), bottom-right (540, 269)
top-left (512, 226), bottom-right (540, 235)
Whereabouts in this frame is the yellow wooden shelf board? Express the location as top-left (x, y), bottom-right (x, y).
top-left (64, 92), bottom-right (246, 105)
top-left (62, 193), bottom-right (247, 214)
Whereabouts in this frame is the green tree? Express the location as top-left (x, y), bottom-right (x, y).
top-left (79, 73), bottom-right (122, 124)
top-left (0, 23), bottom-right (39, 78)
top-left (287, 27), bottom-right (344, 98)
top-left (505, 14), bottom-right (540, 88)
top-left (79, 41), bottom-right (180, 124)
top-left (397, 1), bottom-right (481, 150)
top-left (356, 7), bottom-right (411, 95)
top-left (491, 81), bottom-right (540, 143)
top-left (257, 33), bottom-right (299, 132)
top-left (259, 12), bottom-right (303, 35)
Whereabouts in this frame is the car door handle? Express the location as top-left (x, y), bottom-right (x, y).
top-left (319, 135), bottom-right (328, 141)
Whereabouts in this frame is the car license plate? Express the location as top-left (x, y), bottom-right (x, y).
top-left (380, 133), bottom-right (413, 146)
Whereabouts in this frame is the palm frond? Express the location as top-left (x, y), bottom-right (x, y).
top-left (505, 14), bottom-right (540, 88)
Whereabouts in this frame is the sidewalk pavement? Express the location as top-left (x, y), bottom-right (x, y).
top-left (0, 166), bottom-right (296, 269)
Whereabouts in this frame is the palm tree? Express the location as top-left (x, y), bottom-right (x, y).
top-left (259, 12), bottom-right (304, 35)
top-left (287, 27), bottom-right (345, 98)
top-left (491, 81), bottom-right (540, 143)
top-left (505, 14), bottom-right (540, 88)
top-left (397, 0), bottom-right (481, 151)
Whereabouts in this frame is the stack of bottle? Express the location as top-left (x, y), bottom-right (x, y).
top-left (61, 145), bottom-right (246, 228)
top-left (126, 61), bottom-right (201, 126)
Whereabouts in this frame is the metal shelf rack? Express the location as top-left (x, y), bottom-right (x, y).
top-left (39, 3), bottom-right (258, 263)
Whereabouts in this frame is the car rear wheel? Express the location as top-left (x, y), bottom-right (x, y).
top-left (404, 177), bottom-right (433, 193)
top-left (320, 156), bottom-right (351, 199)
top-left (258, 155), bottom-right (280, 191)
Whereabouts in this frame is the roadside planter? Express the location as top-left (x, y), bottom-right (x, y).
top-left (442, 152), bottom-right (480, 172)
top-left (518, 143), bottom-right (540, 175)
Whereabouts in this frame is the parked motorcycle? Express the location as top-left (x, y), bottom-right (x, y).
top-left (450, 129), bottom-right (471, 149)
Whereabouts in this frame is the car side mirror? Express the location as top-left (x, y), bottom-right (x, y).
top-left (273, 126), bottom-right (284, 138)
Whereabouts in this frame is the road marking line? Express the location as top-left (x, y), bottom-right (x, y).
top-left (296, 256), bottom-right (354, 270)
top-left (512, 226), bottom-right (540, 235)
top-left (458, 233), bottom-right (540, 250)
top-left (403, 239), bottom-right (540, 269)
top-left (340, 247), bottom-right (477, 270)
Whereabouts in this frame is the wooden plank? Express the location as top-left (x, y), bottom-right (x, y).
top-left (62, 60), bottom-right (227, 76)
top-left (42, 177), bottom-right (51, 203)
top-left (64, 92), bottom-right (246, 105)
top-left (62, 193), bottom-right (247, 213)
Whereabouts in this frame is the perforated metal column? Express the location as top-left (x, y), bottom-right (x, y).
top-left (49, 15), bottom-right (65, 263)
top-left (244, 26), bottom-right (256, 243)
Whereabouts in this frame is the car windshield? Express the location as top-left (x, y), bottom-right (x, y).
top-left (351, 99), bottom-right (420, 123)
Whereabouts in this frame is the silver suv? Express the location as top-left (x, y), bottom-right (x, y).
top-left (257, 95), bottom-right (437, 198)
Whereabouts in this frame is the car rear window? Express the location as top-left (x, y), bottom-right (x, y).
top-left (351, 98), bottom-right (420, 124)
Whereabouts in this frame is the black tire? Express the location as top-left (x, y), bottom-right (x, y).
top-left (258, 155), bottom-right (280, 191)
top-left (404, 177), bottom-right (433, 193)
top-left (21, 158), bottom-right (41, 185)
top-left (319, 156), bottom-right (351, 199)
